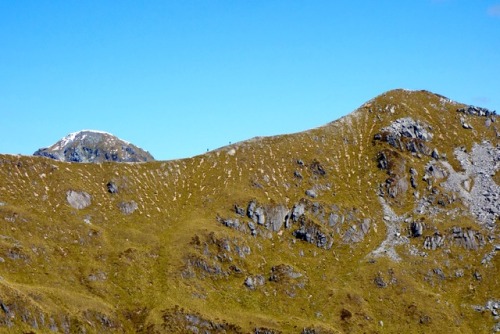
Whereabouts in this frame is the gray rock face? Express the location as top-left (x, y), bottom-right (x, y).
top-left (291, 203), bottom-right (306, 222)
top-left (247, 200), bottom-right (265, 225)
top-left (424, 233), bottom-right (444, 250)
top-left (66, 190), bottom-right (91, 209)
top-left (34, 130), bottom-right (154, 163)
top-left (374, 117), bottom-right (433, 155)
top-left (441, 142), bottom-right (500, 227)
top-left (384, 117), bottom-right (433, 141)
top-left (451, 227), bottom-right (484, 250)
top-left (247, 200), bottom-right (257, 219)
top-left (221, 218), bottom-right (241, 230)
top-left (425, 163), bottom-right (448, 180)
top-left (343, 219), bottom-right (371, 243)
top-left (234, 204), bottom-right (245, 216)
top-left (266, 205), bottom-right (289, 232)
top-left (118, 201), bottom-right (138, 215)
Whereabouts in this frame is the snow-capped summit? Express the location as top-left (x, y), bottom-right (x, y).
top-left (33, 130), bottom-right (155, 163)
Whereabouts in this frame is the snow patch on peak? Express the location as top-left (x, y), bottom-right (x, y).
top-left (52, 130), bottom-right (130, 150)
top-left (54, 132), bottom-right (79, 150)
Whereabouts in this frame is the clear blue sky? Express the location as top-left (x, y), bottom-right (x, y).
top-left (1, 1), bottom-right (499, 160)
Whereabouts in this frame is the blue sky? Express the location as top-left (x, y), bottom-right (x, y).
top-left (1, 1), bottom-right (499, 160)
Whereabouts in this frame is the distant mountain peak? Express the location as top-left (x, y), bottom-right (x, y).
top-left (33, 130), bottom-right (154, 163)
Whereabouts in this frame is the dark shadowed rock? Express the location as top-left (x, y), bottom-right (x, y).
top-left (410, 221), bottom-right (424, 237)
top-left (310, 160), bottom-right (326, 176)
top-left (457, 105), bottom-right (496, 117)
top-left (293, 218), bottom-right (332, 249)
top-left (234, 204), bottom-right (245, 216)
top-left (107, 181), bottom-right (118, 194)
top-left (340, 308), bottom-right (352, 321)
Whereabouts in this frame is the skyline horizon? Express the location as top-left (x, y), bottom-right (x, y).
top-left (2, 1), bottom-right (499, 160)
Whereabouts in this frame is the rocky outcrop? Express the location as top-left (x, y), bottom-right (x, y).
top-left (221, 198), bottom-right (371, 248)
top-left (423, 233), bottom-right (444, 250)
top-left (377, 149), bottom-right (409, 199)
top-left (481, 245), bottom-right (500, 265)
top-left (293, 217), bottom-right (332, 249)
top-left (450, 227), bottom-right (485, 250)
top-left (342, 218), bottom-right (371, 243)
top-left (374, 117), bottom-right (433, 155)
top-left (34, 130), bottom-right (154, 163)
top-left (457, 105), bottom-right (496, 117)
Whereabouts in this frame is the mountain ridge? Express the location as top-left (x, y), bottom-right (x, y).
top-left (0, 89), bottom-right (499, 333)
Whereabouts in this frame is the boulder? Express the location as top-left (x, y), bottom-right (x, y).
top-left (118, 201), bottom-right (138, 215)
top-left (66, 190), bottom-right (91, 209)
top-left (244, 275), bottom-right (265, 290)
top-left (291, 202), bottom-right (306, 222)
top-left (305, 189), bottom-right (317, 198)
top-left (247, 200), bottom-right (257, 219)
top-left (410, 221), bottom-right (424, 237)
top-left (266, 205), bottom-right (289, 232)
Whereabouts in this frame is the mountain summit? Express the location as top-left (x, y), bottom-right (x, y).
top-left (33, 130), bottom-right (155, 163)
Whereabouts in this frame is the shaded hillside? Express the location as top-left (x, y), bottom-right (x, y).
top-left (34, 130), bottom-right (155, 163)
top-left (0, 89), bottom-right (498, 333)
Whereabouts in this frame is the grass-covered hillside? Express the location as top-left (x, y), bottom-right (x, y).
top-left (0, 89), bottom-right (498, 333)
